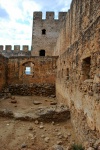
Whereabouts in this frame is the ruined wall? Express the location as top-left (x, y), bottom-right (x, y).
top-left (54, 0), bottom-right (100, 141)
top-left (0, 55), bottom-right (7, 92)
top-left (0, 45), bottom-right (31, 58)
top-left (54, 0), bottom-right (100, 56)
top-left (7, 56), bottom-right (57, 96)
top-left (31, 12), bottom-right (67, 56)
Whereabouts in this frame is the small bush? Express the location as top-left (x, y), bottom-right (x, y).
top-left (72, 144), bottom-right (84, 150)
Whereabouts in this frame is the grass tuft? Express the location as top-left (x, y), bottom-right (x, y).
top-left (72, 144), bottom-right (84, 150)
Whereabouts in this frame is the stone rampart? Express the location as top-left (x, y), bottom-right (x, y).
top-left (0, 45), bottom-right (31, 57)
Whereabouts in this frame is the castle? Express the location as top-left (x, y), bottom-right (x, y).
top-left (0, 0), bottom-right (100, 142)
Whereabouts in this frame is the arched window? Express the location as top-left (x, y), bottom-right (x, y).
top-left (42, 29), bottom-right (46, 35)
top-left (39, 50), bottom-right (45, 56)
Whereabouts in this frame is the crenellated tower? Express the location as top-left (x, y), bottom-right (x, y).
top-left (31, 11), bottom-right (67, 56)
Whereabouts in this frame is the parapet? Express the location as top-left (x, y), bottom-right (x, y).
top-left (33, 11), bottom-right (67, 20)
top-left (46, 12), bottom-right (54, 19)
top-left (14, 45), bottom-right (20, 52)
top-left (23, 45), bottom-right (29, 52)
top-left (59, 12), bottom-right (67, 20)
top-left (0, 45), bottom-right (3, 52)
top-left (33, 12), bottom-right (42, 20)
top-left (0, 45), bottom-right (31, 57)
top-left (5, 45), bottom-right (12, 52)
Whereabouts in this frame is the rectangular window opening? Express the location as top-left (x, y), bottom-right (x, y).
top-left (62, 69), bottom-right (63, 78)
top-left (25, 67), bottom-right (31, 75)
top-left (82, 57), bottom-right (91, 80)
top-left (66, 68), bottom-right (69, 80)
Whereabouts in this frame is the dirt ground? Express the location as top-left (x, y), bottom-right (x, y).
top-left (0, 96), bottom-right (78, 150)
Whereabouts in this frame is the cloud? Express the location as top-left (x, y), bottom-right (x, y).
top-left (55, 0), bottom-right (72, 11)
top-left (0, 0), bottom-right (42, 47)
top-left (0, 0), bottom-right (72, 47)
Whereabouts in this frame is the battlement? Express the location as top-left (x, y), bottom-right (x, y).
top-left (33, 11), bottom-right (67, 20)
top-left (0, 45), bottom-right (31, 52)
top-left (0, 45), bottom-right (31, 57)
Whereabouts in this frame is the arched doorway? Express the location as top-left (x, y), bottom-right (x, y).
top-left (39, 50), bottom-right (45, 56)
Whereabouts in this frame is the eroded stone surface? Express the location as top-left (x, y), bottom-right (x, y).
top-left (0, 105), bottom-right (70, 122)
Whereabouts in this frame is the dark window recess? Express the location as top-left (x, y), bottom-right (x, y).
top-left (39, 50), bottom-right (45, 56)
top-left (82, 57), bottom-right (91, 79)
top-left (66, 68), bottom-right (69, 80)
top-left (62, 69), bottom-right (63, 78)
top-left (42, 29), bottom-right (46, 35)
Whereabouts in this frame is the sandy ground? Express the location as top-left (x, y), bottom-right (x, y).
top-left (0, 96), bottom-right (78, 150)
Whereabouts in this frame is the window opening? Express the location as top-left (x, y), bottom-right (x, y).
top-left (42, 29), bottom-right (46, 35)
top-left (66, 68), bottom-right (69, 80)
top-left (62, 69), bottom-right (63, 78)
top-left (39, 50), bottom-right (45, 56)
top-left (25, 67), bottom-right (31, 75)
top-left (82, 57), bottom-right (91, 79)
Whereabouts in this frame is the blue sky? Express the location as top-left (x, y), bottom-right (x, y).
top-left (0, 0), bottom-right (72, 49)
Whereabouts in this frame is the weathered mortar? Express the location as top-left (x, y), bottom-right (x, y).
top-left (0, 55), bottom-right (8, 93)
top-left (7, 56), bottom-right (57, 85)
top-left (0, 0), bottom-right (99, 143)
top-left (0, 45), bottom-right (31, 58)
top-left (54, 0), bottom-right (100, 142)
top-left (1, 56), bottom-right (57, 96)
top-left (31, 12), bottom-right (67, 56)
top-left (4, 83), bottom-right (55, 96)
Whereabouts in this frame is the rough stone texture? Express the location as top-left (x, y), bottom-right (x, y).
top-left (53, 0), bottom-right (100, 56)
top-left (4, 83), bottom-right (55, 96)
top-left (54, 0), bottom-right (100, 142)
top-left (2, 56), bottom-right (57, 96)
top-left (0, 55), bottom-right (7, 94)
top-left (31, 12), bottom-right (67, 56)
top-left (0, 45), bottom-right (31, 58)
top-left (0, 0), bottom-right (99, 144)
top-left (0, 105), bottom-right (70, 122)
top-left (7, 56), bottom-right (57, 85)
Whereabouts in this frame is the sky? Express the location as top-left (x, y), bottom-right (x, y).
top-left (0, 0), bottom-right (72, 49)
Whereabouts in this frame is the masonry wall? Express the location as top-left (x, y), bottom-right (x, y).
top-left (0, 45), bottom-right (31, 58)
top-left (31, 12), bottom-right (66, 56)
top-left (54, 0), bottom-right (100, 56)
top-left (0, 55), bottom-right (7, 92)
top-left (54, 0), bottom-right (100, 141)
top-left (7, 56), bottom-right (57, 96)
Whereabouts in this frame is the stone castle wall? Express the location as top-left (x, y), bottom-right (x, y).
top-left (5, 56), bottom-right (57, 96)
top-left (31, 12), bottom-right (67, 56)
top-left (54, 0), bottom-right (100, 141)
top-left (53, 0), bottom-right (100, 56)
top-left (0, 55), bottom-right (8, 92)
top-left (0, 45), bottom-right (31, 58)
top-left (0, 0), bottom-right (100, 142)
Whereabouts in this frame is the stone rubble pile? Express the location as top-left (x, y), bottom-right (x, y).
top-left (36, 105), bottom-right (70, 122)
top-left (0, 88), bottom-right (11, 99)
top-left (2, 83), bottom-right (56, 96)
top-left (0, 105), bottom-right (70, 122)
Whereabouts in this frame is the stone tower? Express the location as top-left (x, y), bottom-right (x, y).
top-left (31, 11), bottom-right (67, 56)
